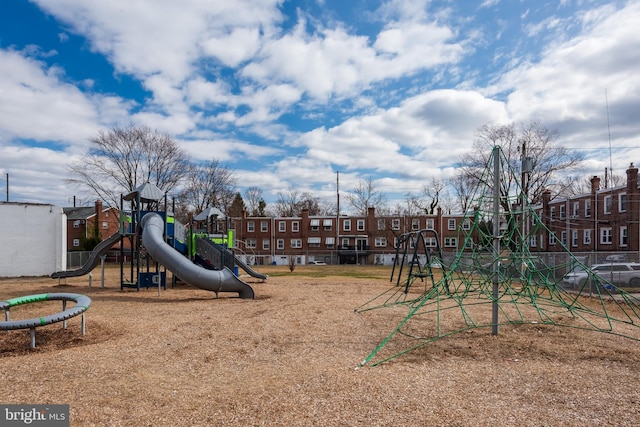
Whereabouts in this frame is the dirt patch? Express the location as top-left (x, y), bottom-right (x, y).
top-left (1, 265), bottom-right (639, 426)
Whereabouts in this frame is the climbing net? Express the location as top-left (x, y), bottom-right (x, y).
top-left (357, 146), bottom-right (640, 366)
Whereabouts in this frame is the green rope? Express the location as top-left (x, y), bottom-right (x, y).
top-left (357, 146), bottom-right (640, 366)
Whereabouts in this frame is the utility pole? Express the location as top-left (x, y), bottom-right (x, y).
top-left (336, 171), bottom-right (340, 265)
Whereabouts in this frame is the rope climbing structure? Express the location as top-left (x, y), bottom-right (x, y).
top-left (357, 146), bottom-right (640, 367)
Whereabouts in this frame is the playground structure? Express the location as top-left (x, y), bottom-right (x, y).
top-left (357, 146), bottom-right (640, 366)
top-left (51, 182), bottom-right (264, 298)
top-left (0, 293), bottom-right (91, 348)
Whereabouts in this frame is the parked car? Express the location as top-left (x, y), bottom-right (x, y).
top-left (309, 261), bottom-right (327, 265)
top-left (562, 263), bottom-right (640, 288)
top-left (605, 254), bottom-right (629, 262)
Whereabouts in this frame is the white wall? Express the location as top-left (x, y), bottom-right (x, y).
top-left (0, 203), bottom-right (66, 277)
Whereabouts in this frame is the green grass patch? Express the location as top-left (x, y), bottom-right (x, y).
top-left (260, 265), bottom-right (393, 280)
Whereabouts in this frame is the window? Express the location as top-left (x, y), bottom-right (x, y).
top-left (603, 195), bottom-right (612, 214)
top-left (290, 239), bottom-right (302, 248)
top-left (619, 193), bottom-right (627, 212)
top-left (572, 202), bottom-right (580, 218)
top-left (292, 221), bottom-right (299, 232)
top-left (343, 219), bottom-right (351, 231)
top-left (572, 230), bottom-right (578, 247)
top-left (462, 219), bottom-right (471, 230)
top-left (377, 219), bottom-right (386, 230)
top-left (448, 219), bottom-right (456, 230)
top-left (374, 237), bottom-right (387, 247)
top-left (325, 237), bottom-right (335, 248)
top-left (585, 199), bottom-right (591, 217)
top-left (278, 221), bottom-right (286, 232)
top-left (310, 219), bottom-right (320, 231)
top-left (559, 204), bottom-right (565, 220)
top-left (425, 237), bottom-right (437, 247)
top-left (102, 221), bottom-right (108, 229)
top-left (561, 231), bottom-right (567, 246)
top-left (341, 238), bottom-right (349, 247)
top-left (73, 238), bottom-right (80, 247)
top-left (411, 219), bottom-right (420, 230)
top-left (584, 229), bottom-right (592, 245)
top-left (444, 237), bottom-right (457, 247)
top-left (323, 219), bottom-right (332, 231)
top-left (261, 221), bottom-right (268, 232)
top-left (262, 239), bottom-right (270, 250)
top-left (357, 219), bottom-right (365, 231)
top-left (530, 235), bottom-right (537, 248)
top-left (392, 219), bottom-right (400, 230)
top-left (247, 221), bottom-right (255, 232)
top-left (600, 227), bottom-right (612, 244)
top-left (620, 226), bottom-right (628, 246)
top-left (307, 237), bottom-right (321, 247)
top-left (426, 218), bottom-right (434, 230)
top-left (550, 207), bottom-right (556, 221)
top-left (73, 220), bottom-right (80, 229)
top-left (549, 233), bottom-right (556, 246)
top-left (277, 239), bottom-right (284, 250)
top-left (246, 238), bottom-right (257, 248)
top-left (393, 237), bottom-right (400, 248)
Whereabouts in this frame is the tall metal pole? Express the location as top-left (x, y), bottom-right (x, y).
top-left (492, 146), bottom-right (500, 335)
top-left (336, 171), bottom-right (340, 265)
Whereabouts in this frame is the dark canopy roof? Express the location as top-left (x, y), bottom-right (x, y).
top-left (123, 182), bottom-right (165, 202)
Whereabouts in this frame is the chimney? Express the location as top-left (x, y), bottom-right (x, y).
top-left (94, 199), bottom-right (102, 234)
top-left (590, 176), bottom-right (600, 193)
top-left (626, 163), bottom-right (638, 193)
top-left (367, 206), bottom-right (375, 218)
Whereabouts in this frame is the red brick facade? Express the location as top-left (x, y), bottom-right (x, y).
top-left (231, 164), bottom-right (640, 265)
top-left (64, 200), bottom-right (121, 250)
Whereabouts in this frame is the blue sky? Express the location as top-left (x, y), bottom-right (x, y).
top-left (0, 0), bottom-right (638, 211)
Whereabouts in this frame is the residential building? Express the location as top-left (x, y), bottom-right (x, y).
top-left (231, 163), bottom-right (640, 265)
top-left (63, 200), bottom-right (120, 251)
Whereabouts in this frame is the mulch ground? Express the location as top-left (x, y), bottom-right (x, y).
top-left (1, 265), bottom-right (640, 426)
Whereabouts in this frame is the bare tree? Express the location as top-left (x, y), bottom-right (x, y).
top-left (272, 188), bottom-right (324, 217)
top-left (178, 159), bottom-right (237, 214)
top-left (273, 188), bottom-right (302, 217)
top-left (449, 173), bottom-right (478, 213)
top-left (458, 120), bottom-right (584, 209)
top-left (408, 178), bottom-right (446, 214)
top-left (67, 125), bottom-right (190, 207)
top-left (244, 186), bottom-right (264, 216)
top-left (345, 177), bottom-right (387, 215)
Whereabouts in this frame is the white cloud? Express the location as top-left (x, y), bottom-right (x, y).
top-left (0, 146), bottom-right (80, 205)
top-left (0, 48), bottom-right (130, 152)
top-left (200, 27), bottom-right (262, 68)
top-left (295, 89), bottom-right (506, 182)
top-left (32, 0), bottom-right (283, 83)
top-left (494, 1), bottom-right (640, 155)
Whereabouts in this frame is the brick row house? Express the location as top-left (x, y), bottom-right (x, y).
top-left (231, 164), bottom-right (640, 266)
top-left (63, 200), bottom-right (121, 251)
top-left (540, 163), bottom-right (639, 256)
top-left (230, 207), bottom-right (470, 266)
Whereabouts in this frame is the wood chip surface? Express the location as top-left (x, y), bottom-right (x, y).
top-left (1, 265), bottom-right (639, 426)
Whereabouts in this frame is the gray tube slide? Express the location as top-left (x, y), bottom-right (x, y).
top-left (141, 213), bottom-right (254, 299)
top-left (234, 255), bottom-right (268, 280)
